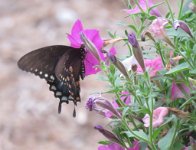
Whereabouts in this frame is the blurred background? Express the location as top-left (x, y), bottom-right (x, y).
top-left (0, 0), bottom-right (178, 150)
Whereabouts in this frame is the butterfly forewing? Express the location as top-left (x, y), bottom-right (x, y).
top-left (18, 45), bottom-right (69, 77)
top-left (17, 45), bottom-right (85, 113)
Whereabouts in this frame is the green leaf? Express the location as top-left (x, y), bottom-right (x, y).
top-left (122, 107), bottom-right (129, 117)
top-left (165, 62), bottom-right (190, 75)
top-left (166, 28), bottom-right (190, 38)
top-left (158, 126), bottom-right (176, 150)
top-left (124, 130), bottom-right (149, 143)
top-left (190, 68), bottom-right (196, 75)
top-left (98, 140), bottom-right (111, 145)
top-left (128, 25), bottom-right (138, 33)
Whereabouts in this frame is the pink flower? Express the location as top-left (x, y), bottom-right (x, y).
top-left (98, 141), bottom-right (140, 150)
top-left (143, 107), bottom-right (169, 128)
top-left (171, 82), bottom-right (190, 100)
top-left (149, 17), bottom-right (168, 39)
top-left (124, 0), bottom-right (161, 17)
top-left (123, 56), bottom-right (163, 77)
top-left (137, 57), bottom-right (163, 77)
top-left (67, 19), bottom-right (104, 75)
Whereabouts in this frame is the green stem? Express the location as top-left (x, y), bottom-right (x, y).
top-left (156, 42), bottom-right (166, 67)
top-left (169, 121), bottom-right (179, 149)
top-left (165, 0), bottom-right (175, 22)
top-left (178, 0), bottom-right (184, 19)
top-left (149, 99), bottom-right (157, 150)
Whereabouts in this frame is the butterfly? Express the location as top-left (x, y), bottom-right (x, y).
top-left (17, 45), bottom-right (87, 117)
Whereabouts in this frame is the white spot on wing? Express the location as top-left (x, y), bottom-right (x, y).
top-left (51, 86), bottom-right (56, 91)
top-left (50, 75), bottom-right (55, 80)
top-left (44, 74), bottom-right (48, 78)
top-left (56, 92), bottom-right (62, 96)
top-left (61, 96), bottom-right (68, 101)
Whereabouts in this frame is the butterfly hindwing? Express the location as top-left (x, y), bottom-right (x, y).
top-left (55, 48), bottom-right (85, 105)
top-left (18, 45), bottom-right (85, 114)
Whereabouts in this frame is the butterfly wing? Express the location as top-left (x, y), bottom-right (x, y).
top-left (55, 48), bottom-right (85, 106)
top-left (18, 45), bottom-right (84, 114)
top-left (18, 45), bottom-right (70, 77)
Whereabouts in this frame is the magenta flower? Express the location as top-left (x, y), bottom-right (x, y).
top-left (149, 17), bottom-right (168, 39)
top-left (67, 19), bottom-right (104, 75)
top-left (124, 0), bottom-right (161, 17)
top-left (142, 107), bottom-right (169, 128)
top-left (98, 141), bottom-right (140, 150)
top-left (171, 82), bottom-right (190, 100)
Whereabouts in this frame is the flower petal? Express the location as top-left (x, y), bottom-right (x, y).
top-left (71, 19), bottom-right (83, 40)
top-left (67, 34), bottom-right (82, 48)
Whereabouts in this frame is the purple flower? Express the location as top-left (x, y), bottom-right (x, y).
top-left (67, 19), bottom-right (104, 75)
top-left (85, 95), bottom-right (121, 118)
top-left (86, 97), bottom-right (97, 111)
top-left (124, 0), bottom-right (161, 17)
top-left (98, 141), bottom-right (140, 150)
top-left (142, 107), bottom-right (169, 128)
top-left (171, 82), bottom-right (190, 100)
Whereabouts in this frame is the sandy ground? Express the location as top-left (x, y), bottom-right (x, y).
top-left (0, 0), bottom-right (178, 150)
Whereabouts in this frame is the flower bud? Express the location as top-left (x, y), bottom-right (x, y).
top-left (80, 32), bottom-right (101, 61)
top-left (128, 33), bottom-right (139, 48)
top-left (108, 55), bottom-right (129, 79)
top-left (128, 33), bottom-right (146, 72)
top-left (94, 125), bottom-right (121, 144)
top-left (96, 100), bottom-right (121, 118)
top-left (173, 20), bottom-right (193, 38)
top-left (141, 31), bottom-right (155, 42)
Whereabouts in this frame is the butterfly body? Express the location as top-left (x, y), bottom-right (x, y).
top-left (18, 45), bottom-right (86, 114)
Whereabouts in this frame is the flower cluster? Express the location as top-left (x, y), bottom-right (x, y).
top-left (66, 0), bottom-right (196, 149)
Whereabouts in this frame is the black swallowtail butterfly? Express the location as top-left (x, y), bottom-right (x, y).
top-left (17, 45), bottom-right (86, 117)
